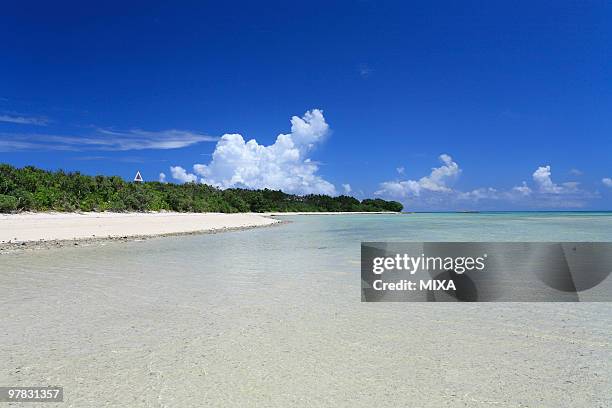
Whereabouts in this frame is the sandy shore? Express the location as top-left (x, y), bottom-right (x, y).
top-left (0, 212), bottom-right (280, 246)
top-left (0, 211), bottom-right (399, 251)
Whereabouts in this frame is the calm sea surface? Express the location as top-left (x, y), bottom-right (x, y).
top-left (1, 213), bottom-right (611, 407)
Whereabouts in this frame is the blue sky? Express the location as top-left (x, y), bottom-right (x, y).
top-left (1, 1), bottom-right (611, 210)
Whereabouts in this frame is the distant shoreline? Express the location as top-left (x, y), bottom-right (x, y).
top-left (0, 211), bottom-right (398, 253)
top-left (265, 211), bottom-right (399, 216)
top-left (409, 210), bottom-right (612, 214)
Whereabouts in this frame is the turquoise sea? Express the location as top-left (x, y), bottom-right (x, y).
top-left (1, 212), bottom-right (611, 407)
top-left (273, 212), bottom-right (612, 242)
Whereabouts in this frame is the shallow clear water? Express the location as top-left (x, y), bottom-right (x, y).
top-left (1, 213), bottom-right (611, 407)
top-left (278, 212), bottom-right (612, 243)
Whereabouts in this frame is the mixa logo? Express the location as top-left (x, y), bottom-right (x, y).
top-left (420, 279), bottom-right (456, 290)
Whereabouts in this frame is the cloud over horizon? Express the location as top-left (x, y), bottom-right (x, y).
top-left (169, 109), bottom-right (337, 195)
top-left (375, 154), bottom-right (461, 197)
top-left (376, 155), bottom-right (596, 209)
top-left (532, 165), bottom-right (579, 194)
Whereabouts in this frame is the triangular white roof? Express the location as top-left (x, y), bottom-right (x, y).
top-left (134, 171), bottom-right (143, 182)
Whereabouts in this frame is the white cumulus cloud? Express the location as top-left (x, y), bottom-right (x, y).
top-left (533, 165), bottom-right (579, 194)
top-left (375, 156), bottom-right (594, 210)
top-left (342, 184), bottom-right (352, 194)
top-left (170, 109), bottom-right (336, 195)
top-left (375, 154), bottom-right (460, 197)
top-left (533, 165), bottom-right (562, 193)
top-left (159, 172), bottom-right (167, 183)
top-left (170, 166), bottom-right (198, 183)
top-left (603, 178), bottom-right (612, 188)
top-left (458, 187), bottom-right (499, 201)
top-left (511, 181), bottom-right (532, 196)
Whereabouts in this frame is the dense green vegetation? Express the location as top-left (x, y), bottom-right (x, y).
top-left (0, 164), bottom-right (403, 213)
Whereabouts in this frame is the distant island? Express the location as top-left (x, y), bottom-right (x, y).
top-left (0, 164), bottom-right (403, 214)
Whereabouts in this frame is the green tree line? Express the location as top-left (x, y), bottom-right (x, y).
top-left (0, 164), bottom-right (403, 213)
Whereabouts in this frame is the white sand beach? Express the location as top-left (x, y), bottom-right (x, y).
top-left (0, 212), bottom-right (280, 244)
